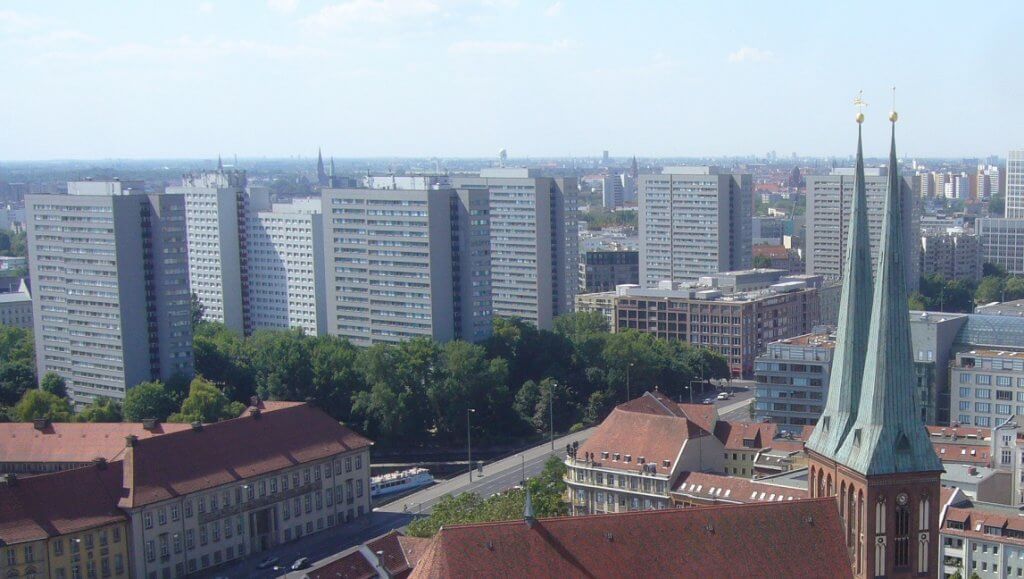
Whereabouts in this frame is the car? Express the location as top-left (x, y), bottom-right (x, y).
top-left (716, 392), bottom-right (730, 400)
top-left (291, 557), bottom-right (311, 571)
top-left (702, 398), bottom-right (714, 404)
top-left (256, 556), bottom-right (279, 570)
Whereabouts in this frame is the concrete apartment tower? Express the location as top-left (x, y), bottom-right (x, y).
top-left (322, 187), bottom-right (492, 346)
top-left (452, 169), bottom-right (578, 330)
top-left (806, 166), bottom-right (919, 290)
top-left (1006, 150), bottom-right (1024, 218)
top-left (637, 166), bottom-right (752, 285)
top-left (245, 197), bottom-right (327, 336)
top-left (169, 169), bottom-right (269, 334)
top-left (25, 181), bottom-right (194, 406)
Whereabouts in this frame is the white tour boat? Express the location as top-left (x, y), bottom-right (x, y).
top-left (370, 467), bottom-right (434, 498)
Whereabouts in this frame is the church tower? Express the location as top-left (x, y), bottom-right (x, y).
top-left (316, 148), bottom-right (328, 186)
top-left (806, 103), bottom-right (943, 578)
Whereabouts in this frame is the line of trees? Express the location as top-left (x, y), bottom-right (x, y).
top-left (909, 264), bottom-right (1024, 314)
top-left (0, 313), bottom-right (730, 448)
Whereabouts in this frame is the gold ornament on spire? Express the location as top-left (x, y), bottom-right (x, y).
top-left (888, 85), bottom-right (898, 122)
top-left (853, 90), bottom-right (867, 124)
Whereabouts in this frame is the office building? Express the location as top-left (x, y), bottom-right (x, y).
top-left (574, 290), bottom-right (617, 326)
top-left (977, 218), bottom-right (1024, 274)
top-left (26, 183), bottom-right (194, 406)
top-left (614, 278), bottom-right (824, 378)
top-left (323, 187), bottom-right (491, 346)
top-left (805, 166), bottom-right (919, 290)
top-left (0, 278), bottom-right (32, 328)
top-left (578, 250), bottom-right (638, 293)
top-left (246, 198), bottom-right (326, 336)
top-left (1007, 150), bottom-right (1024, 218)
top-left (939, 495), bottom-right (1024, 578)
top-left (600, 174), bottom-right (624, 209)
top-left (638, 166), bottom-right (752, 285)
top-left (753, 330), bottom-right (835, 427)
top-left (452, 169), bottom-right (578, 330)
top-left (170, 170), bottom-right (269, 334)
top-left (950, 350), bottom-right (1024, 429)
top-left (920, 231), bottom-right (982, 282)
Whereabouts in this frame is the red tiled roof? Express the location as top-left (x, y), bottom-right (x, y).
top-left (933, 442), bottom-right (990, 465)
top-left (753, 245), bottom-right (790, 259)
top-left (616, 391), bottom-right (685, 418)
top-left (676, 403), bottom-right (717, 434)
top-left (306, 550), bottom-right (376, 579)
top-left (410, 498), bottom-right (851, 579)
top-left (119, 402), bottom-right (372, 508)
top-left (367, 530), bottom-right (431, 579)
top-left (0, 461), bottom-right (126, 545)
top-left (927, 425), bottom-right (991, 439)
top-left (576, 408), bottom-right (697, 475)
top-left (715, 420), bottom-right (775, 450)
top-left (0, 422), bottom-right (191, 466)
top-left (671, 471), bottom-right (807, 503)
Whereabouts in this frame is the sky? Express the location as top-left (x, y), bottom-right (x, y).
top-left (0, 0), bottom-right (1021, 160)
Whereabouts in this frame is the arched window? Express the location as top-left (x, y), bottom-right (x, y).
top-left (817, 468), bottom-right (825, 498)
top-left (894, 496), bottom-right (911, 569)
top-left (826, 473), bottom-right (833, 496)
top-left (857, 490), bottom-right (864, 576)
top-left (846, 484), bottom-right (856, 549)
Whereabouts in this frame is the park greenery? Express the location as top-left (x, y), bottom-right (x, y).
top-left (909, 265), bottom-right (1024, 314)
top-left (580, 208), bottom-right (637, 230)
top-left (0, 313), bottom-right (729, 449)
top-left (406, 456), bottom-right (568, 538)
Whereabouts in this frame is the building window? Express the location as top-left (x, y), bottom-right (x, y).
top-left (144, 512), bottom-right (153, 529)
top-left (894, 503), bottom-right (910, 568)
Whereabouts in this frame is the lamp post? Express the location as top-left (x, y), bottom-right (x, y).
top-left (467, 408), bottom-right (476, 482)
top-left (549, 381), bottom-right (558, 451)
top-left (688, 379), bottom-right (702, 404)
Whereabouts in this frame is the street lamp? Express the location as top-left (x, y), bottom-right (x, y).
top-left (467, 408), bottom-right (476, 482)
top-left (688, 379), bottom-right (702, 404)
top-left (549, 381), bottom-right (558, 451)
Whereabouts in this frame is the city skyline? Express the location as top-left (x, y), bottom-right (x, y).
top-left (1, 0), bottom-right (1022, 160)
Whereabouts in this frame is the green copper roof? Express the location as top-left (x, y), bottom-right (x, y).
top-left (806, 123), bottom-right (874, 459)
top-left (834, 120), bottom-right (943, 476)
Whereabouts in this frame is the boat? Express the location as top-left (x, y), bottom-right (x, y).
top-left (370, 467), bottom-right (434, 498)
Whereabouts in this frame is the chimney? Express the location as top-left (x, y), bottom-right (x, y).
top-left (125, 434), bottom-right (138, 447)
top-left (0, 473), bottom-right (18, 487)
top-left (249, 408), bottom-right (261, 419)
top-left (33, 418), bottom-right (51, 431)
top-left (524, 488), bottom-right (536, 529)
top-left (141, 418), bottom-right (159, 431)
top-left (250, 395), bottom-right (261, 408)
top-left (191, 421), bottom-right (203, 432)
top-left (92, 457), bottom-right (108, 470)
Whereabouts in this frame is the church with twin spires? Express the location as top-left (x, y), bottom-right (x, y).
top-left (805, 102), bottom-right (944, 578)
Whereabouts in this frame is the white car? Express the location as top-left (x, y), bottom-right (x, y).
top-left (716, 392), bottom-right (730, 401)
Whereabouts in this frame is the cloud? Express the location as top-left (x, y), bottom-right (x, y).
top-left (267, 0), bottom-right (299, 13)
top-left (32, 35), bottom-right (327, 65)
top-left (727, 46), bottom-right (774, 63)
top-left (198, 2), bottom-right (215, 13)
top-left (0, 9), bottom-right (42, 32)
top-left (448, 38), bottom-right (569, 56)
top-left (301, 0), bottom-right (441, 31)
top-left (544, 1), bottom-right (562, 17)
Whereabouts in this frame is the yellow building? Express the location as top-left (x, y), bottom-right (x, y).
top-left (0, 461), bottom-right (130, 579)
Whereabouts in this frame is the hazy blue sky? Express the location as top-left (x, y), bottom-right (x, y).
top-left (1, 0), bottom-right (1021, 160)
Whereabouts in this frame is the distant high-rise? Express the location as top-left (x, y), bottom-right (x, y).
top-left (637, 166), bottom-right (752, 285)
top-left (805, 167), bottom-right (919, 290)
top-left (246, 198), bottom-right (327, 336)
top-left (600, 174), bottom-right (624, 209)
top-left (322, 187), bottom-right (492, 345)
top-left (452, 169), bottom-right (578, 330)
top-left (975, 164), bottom-right (1000, 201)
top-left (170, 170), bottom-right (269, 334)
top-left (26, 182), bottom-right (194, 406)
top-left (1007, 150), bottom-right (1024, 218)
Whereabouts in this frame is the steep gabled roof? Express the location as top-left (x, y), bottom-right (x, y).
top-left (119, 402), bottom-right (372, 508)
top-left (806, 120), bottom-right (874, 459)
top-left (834, 118), bottom-right (943, 476)
top-left (671, 470), bottom-right (808, 504)
top-left (0, 462), bottom-right (126, 545)
top-left (410, 498), bottom-right (851, 579)
top-left (576, 407), bottom-right (697, 476)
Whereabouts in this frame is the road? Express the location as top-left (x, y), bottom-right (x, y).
top-left (378, 427), bottom-right (595, 514)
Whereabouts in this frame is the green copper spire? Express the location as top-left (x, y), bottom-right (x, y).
top-left (806, 117), bottom-right (874, 459)
top-left (834, 111), bottom-right (943, 476)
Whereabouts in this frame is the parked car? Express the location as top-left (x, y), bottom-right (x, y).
top-left (717, 392), bottom-right (730, 401)
top-left (291, 557), bottom-right (311, 571)
top-left (256, 556), bottom-right (279, 570)
top-left (702, 398), bottom-right (715, 404)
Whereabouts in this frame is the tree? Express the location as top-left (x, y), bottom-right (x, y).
top-left (193, 323), bottom-right (255, 401)
top-left (122, 381), bottom-right (178, 422)
top-left (351, 339), bottom-right (441, 444)
top-left (13, 390), bottom-right (72, 422)
top-left (983, 262), bottom-right (1008, 278)
top-left (170, 377), bottom-right (246, 423)
top-left (77, 397), bottom-right (123, 423)
top-left (249, 329), bottom-right (314, 403)
top-left (976, 276), bottom-right (1005, 304)
top-left (308, 335), bottom-right (364, 420)
top-left (190, 292), bottom-right (206, 329)
top-left (989, 192), bottom-right (1005, 217)
top-left (752, 254), bottom-right (774, 268)
top-left (0, 362), bottom-right (36, 407)
top-left (427, 341), bottom-right (511, 442)
top-left (40, 372), bottom-right (68, 398)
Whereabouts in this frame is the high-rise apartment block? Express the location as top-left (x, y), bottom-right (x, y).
top-left (170, 171), bottom-right (269, 334)
top-left (976, 164), bottom-right (1001, 200)
top-left (26, 182), bottom-right (193, 406)
top-left (451, 169), bottom-right (578, 330)
top-left (805, 167), bottom-right (919, 290)
top-left (919, 230), bottom-right (982, 282)
top-left (638, 166), bottom-right (752, 286)
top-left (322, 187), bottom-right (492, 346)
top-left (246, 198), bottom-right (326, 336)
top-left (1007, 150), bottom-right (1024, 218)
